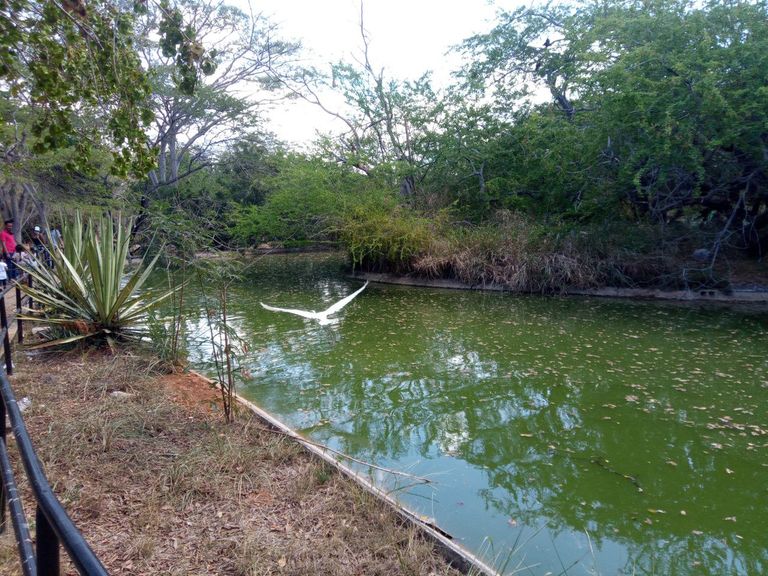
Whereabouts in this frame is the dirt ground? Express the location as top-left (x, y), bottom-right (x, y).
top-left (0, 349), bottom-right (464, 576)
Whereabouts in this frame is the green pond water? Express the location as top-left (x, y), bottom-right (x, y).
top-left (172, 253), bottom-right (768, 575)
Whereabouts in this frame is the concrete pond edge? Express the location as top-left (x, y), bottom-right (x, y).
top-left (350, 272), bottom-right (768, 304)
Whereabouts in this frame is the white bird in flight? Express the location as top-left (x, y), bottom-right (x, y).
top-left (260, 281), bottom-right (369, 325)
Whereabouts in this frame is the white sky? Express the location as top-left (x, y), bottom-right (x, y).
top-left (249, 0), bottom-right (519, 147)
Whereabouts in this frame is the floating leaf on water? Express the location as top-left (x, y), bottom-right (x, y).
top-left (724, 516), bottom-right (737, 522)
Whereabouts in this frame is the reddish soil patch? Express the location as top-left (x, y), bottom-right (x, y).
top-left (160, 370), bottom-right (221, 414)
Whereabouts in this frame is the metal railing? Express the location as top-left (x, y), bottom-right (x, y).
top-left (0, 273), bottom-right (109, 575)
top-left (1, 273), bottom-right (32, 376)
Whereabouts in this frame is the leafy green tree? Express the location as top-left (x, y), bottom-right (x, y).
top-left (0, 0), bottom-right (221, 176)
top-left (231, 152), bottom-right (394, 245)
top-left (0, 0), bottom-right (152, 175)
top-left (139, 0), bottom-right (299, 188)
top-left (215, 135), bottom-right (280, 206)
top-left (458, 0), bottom-right (768, 256)
top-left (287, 8), bottom-right (447, 208)
top-left (132, 0), bottom-right (300, 235)
top-left (139, 133), bottom-right (282, 252)
top-left (588, 0), bottom-right (768, 256)
top-left (1, 94), bottom-right (133, 232)
top-left (0, 0), bottom-right (235, 240)
top-left (327, 61), bottom-right (441, 200)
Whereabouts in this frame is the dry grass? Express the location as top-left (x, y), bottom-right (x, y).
top-left (340, 206), bottom-right (691, 291)
top-left (411, 213), bottom-right (604, 292)
top-left (0, 349), bottom-right (463, 576)
top-left (410, 211), bottom-right (685, 292)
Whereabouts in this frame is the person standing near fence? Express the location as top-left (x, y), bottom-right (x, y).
top-left (0, 259), bottom-right (7, 288)
top-left (50, 227), bottom-right (62, 250)
top-left (31, 226), bottom-right (52, 268)
top-left (0, 219), bottom-right (17, 280)
top-left (48, 226), bottom-right (62, 269)
top-left (14, 244), bottom-right (34, 269)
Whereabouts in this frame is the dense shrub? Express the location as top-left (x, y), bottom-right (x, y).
top-left (339, 207), bottom-right (439, 274)
top-left (232, 187), bottom-right (340, 244)
top-left (230, 154), bottom-right (398, 246)
top-left (342, 208), bottom-right (691, 292)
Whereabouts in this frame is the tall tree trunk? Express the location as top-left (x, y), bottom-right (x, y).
top-left (158, 140), bottom-right (167, 183)
top-left (23, 183), bottom-right (46, 230)
top-left (399, 175), bottom-right (415, 201)
top-left (169, 129), bottom-right (179, 183)
top-left (131, 182), bottom-right (153, 240)
top-left (1, 183), bottom-right (23, 243)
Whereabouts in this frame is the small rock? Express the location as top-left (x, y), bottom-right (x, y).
top-left (109, 391), bottom-right (134, 400)
top-left (18, 397), bottom-right (31, 412)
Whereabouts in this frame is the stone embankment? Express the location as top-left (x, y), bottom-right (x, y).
top-left (352, 272), bottom-right (768, 303)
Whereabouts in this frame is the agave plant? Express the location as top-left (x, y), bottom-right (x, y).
top-left (18, 214), bottom-right (177, 348)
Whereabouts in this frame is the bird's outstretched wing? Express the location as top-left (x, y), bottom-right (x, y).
top-left (322, 281), bottom-right (369, 316)
top-left (260, 302), bottom-right (318, 320)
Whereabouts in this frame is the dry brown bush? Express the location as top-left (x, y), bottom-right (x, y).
top-left (410, 211), bottom-right (683, 292)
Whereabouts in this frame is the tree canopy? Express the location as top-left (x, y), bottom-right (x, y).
top-left (3, 0), bottom-right (767, 288)
top-left (457, 0), bottom-right (768, 255)
top-left (0, 0), bottom-right (227, 176)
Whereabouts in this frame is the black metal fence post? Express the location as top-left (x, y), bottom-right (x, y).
top-left (0, 282), bottom-right (9, 534)
top-left (36, 505), bottom-right (61, 575)
top-left (0, 276), bottom-right (109, 576)
top-left (0, 439), bottom-right (37, 574)
top-left (27, 274), bottom-right (33, 311)
top-left (0, 395), bottom-right (5, 533)
top-left (15, 283), bottom-right (23, 344)
top-left (0, 293), bottom-right (12, 376)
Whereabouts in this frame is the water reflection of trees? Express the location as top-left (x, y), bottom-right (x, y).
top-left (250, 340), bottom-right (765, 572)
top-left (459, 380), bottom-right (767, 574)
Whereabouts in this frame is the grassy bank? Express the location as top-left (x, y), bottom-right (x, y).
top-left (0, 350), bottom-right (463, 576)
top-left (340, 209), bottom-right (753, 293)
